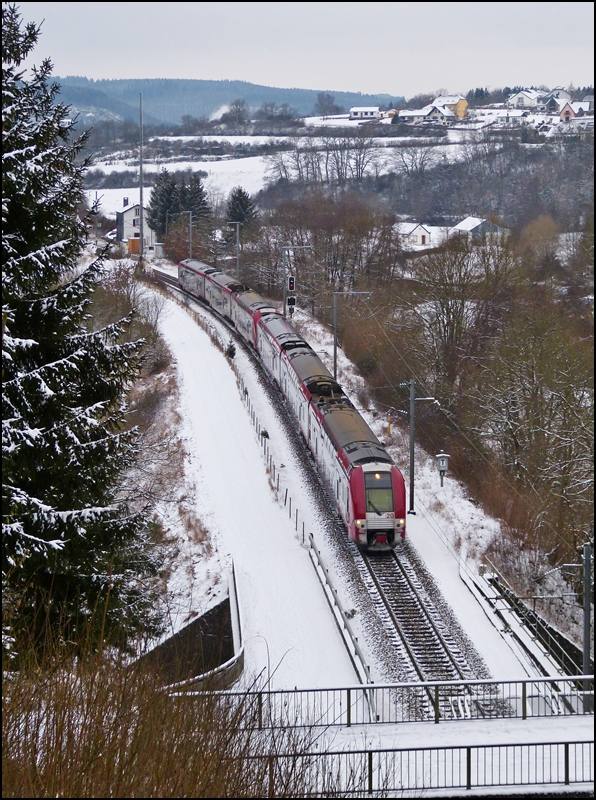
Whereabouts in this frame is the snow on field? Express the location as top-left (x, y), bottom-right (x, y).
top-left (146, 262), bottom-right (555, 688)
top-left (88, 155), bottom-right (269, 215)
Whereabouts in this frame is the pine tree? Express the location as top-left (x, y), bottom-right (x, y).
top-left (146, 169), bottom-right (176, 240)
top-left (188, 172), bottom-right (211, 222)
top-left (226, 186), bottom-right (257, 228)
top-left (2, 4), bottom-right (161, 652)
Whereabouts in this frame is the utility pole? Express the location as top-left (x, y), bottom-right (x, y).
top-left (407, 379), bottom-right (437, 514)
top-left (228, 221), bottom-right (241, 279)
top-left (139, 93), bottom-right (144, 268)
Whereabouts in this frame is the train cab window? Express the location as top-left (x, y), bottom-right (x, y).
top-left (364, 471), bottom-right (393, 514)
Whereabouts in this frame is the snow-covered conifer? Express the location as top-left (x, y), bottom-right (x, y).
top-left (146, 169), bottom-right (177, 240)
top-left (187, 172), bottom-right (211, 223)
top-left (226, 186), bottom-right (257, 229)
top-left (2, 4), bottom-right (161, 649)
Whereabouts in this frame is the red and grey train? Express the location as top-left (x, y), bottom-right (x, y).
top-left (178, 258), bottom-right (406, 551)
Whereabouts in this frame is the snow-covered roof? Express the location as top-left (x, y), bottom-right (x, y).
top-left (509, 89), bottom-right (541, 100)
top-left (432, 105), bottom-right (455, 117)
top-left (398, 108), bottom-right (426, 118)
top-left (399, 104), bottom-right (454, 119)
top-left (349, 106), bottom-right (380, 112)
top-left (497, 109), bottom-right (528, 117)
top-left (396, 222), bottom-right (430, 236)
top-left (434, 95), bottom-right (465, 106)
top-left (452, 216), bottom-right (485, 232)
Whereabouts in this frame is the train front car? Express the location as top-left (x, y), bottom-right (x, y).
top-left (312, 383), bottom-right (406, 552)
top-left (349, 463), bottom-right (406, 551)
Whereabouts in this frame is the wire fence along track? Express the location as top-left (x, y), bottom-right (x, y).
top-left (249, 740), bottom-right (594, 797)
top-left (177, 675), bottom-right (594, 729)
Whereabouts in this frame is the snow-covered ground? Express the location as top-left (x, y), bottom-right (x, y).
top-left (157, 295), bottom-right (356, 689)
top-left (146, 259), bottom-right (566, 689)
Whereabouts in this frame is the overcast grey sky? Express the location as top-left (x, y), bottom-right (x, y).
top-left (17, 2), bottom-right (594, 98)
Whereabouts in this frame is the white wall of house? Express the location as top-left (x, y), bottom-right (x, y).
top-left (117, 204), bottom-right (155, 248)
top-left (508, 90), bottom-right (539, 108)
top-left (349, 106), bottom-right (381, 120)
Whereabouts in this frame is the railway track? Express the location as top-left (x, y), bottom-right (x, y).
top-left (150, 265), bottom-right (509, 719)
top-left (354, 546), bottom-right (513, 719)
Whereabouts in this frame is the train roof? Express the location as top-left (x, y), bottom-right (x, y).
top-left (237, 290), bottom-right (279, 314)
top-left (181, 258), bottom-right (218, 275)
top-left (319, 403), bottom-right (391, 467)
top-left (212, 272), bottom-right (248, 294)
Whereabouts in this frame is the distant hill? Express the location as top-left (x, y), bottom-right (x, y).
top-left (55, 77), bottom-right (405, 125)
top-left (55, 83), bottom-right (162, 125)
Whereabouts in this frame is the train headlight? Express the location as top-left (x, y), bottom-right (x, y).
top-left (397, 519), bottom-right (406, 527)
top-left (355, 519), bottom-right (366, 528)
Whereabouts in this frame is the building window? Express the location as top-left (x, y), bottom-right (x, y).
top-left (135, 207), bottom-right (140, 217)
top-left (132, 219), bottom-right (138, 227)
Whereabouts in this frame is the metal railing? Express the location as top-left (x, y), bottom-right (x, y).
top-left (251, 739), bottom-right (594, 796)
top-left (177, 675), bottom-right (594, 728)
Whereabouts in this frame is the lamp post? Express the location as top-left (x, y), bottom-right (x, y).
top-left (332, 291), bottom-right (371, 381)
top-left (282, 245), bottom-right (312, 318)
top-left (227, 221), bottom-right (241, 279)
top-left (139, 93), bottom-right (144, 268)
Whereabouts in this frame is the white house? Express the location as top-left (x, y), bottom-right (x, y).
top-left (115, 200), bottom-right (155, 250)
top-left (398, 104), bottom-right (455, 125)
top-left (397, 222), bottom-right (433, 246)
top-left (450, 217), bottom-right (504, 240)
top-left (507, 89), bottom-right (541, 109)
top-left (349, 106), bottom-right (382, 121)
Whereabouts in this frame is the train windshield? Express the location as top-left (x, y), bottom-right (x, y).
top-left (364, 471), bottom-right (393, 514)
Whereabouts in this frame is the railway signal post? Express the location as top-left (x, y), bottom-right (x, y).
top-left (282, 245), bottom-right (312, 318)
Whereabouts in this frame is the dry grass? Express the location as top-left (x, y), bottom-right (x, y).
top-left (2, 644), bottom-right (328, 798)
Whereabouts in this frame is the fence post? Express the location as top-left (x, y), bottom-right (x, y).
top-left (466, 746), bottom-right (472, 790)
top-left (268, 754), bottom-right (275, 798)
top-left (522, 681), bottom-right (527, 720)
top-left (564, 743), bottom-right (569, 785)
top-left (347, 688), bottom-right (351, 727)
top-left (368, 750), bottom-right (373, 794)
top-left (434, 688), bottom-right (440, 723)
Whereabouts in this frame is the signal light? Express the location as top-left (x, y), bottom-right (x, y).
top-left (288, 275), bottom-right (295, 291)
